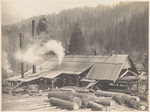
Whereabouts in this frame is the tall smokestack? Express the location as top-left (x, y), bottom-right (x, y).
top-left (32, 20), bottom-right (36, 73)
top-left (19, 33), bottom-right (24, 78)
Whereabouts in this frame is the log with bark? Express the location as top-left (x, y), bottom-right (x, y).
top-left (73, 93), bottom-right (90, 107)
top-left (88, 100), bottom-right (106, 111)
top-left (122, 95), bottom-right (141, 110)
top-left (49, 97), bottom-right (79, 110)
top-left (117, 76), bottom-right (140, 81)
top-left (108, 88), bottom-right (132, 94)
top-left (92, 98), bottom-right (113, 106)
top-left (95, 90), bottom-right (140, 101)
top-left (88, 95), bottom-right (113, 106)
top-left (95, 90), bottom-right (114, 97)
top-left (131, 93), bottom-right (148, 101)
top-left (113, 94), bottom-right (124, 105)
top-left (48, 91), bottom-right (82, 108)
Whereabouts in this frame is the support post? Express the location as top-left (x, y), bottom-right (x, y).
top-left (137, 84), bottom-right (139, 92)
top-left (51, 78), bottom-right (56, 90)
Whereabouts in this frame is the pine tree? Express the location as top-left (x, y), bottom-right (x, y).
top-left (68, 23), bottom-right (86, 54)
top-left (36, 17), bottom-right (48, 35)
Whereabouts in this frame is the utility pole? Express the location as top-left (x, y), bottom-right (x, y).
top-left (19, 33), bottom-right (24, 78)
top-left (32, 20), bottom-right (36, 73)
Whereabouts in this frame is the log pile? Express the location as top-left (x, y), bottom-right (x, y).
top-left (122, 95), bottom-right (141, 110)
top-left (88, 101), bottom-right (106, 111)
top-left (113, 94), bottom-right (124, 105)
top-left (49, 97), bottom-right (79, 110)
top-left (47, 89), bottom-right (146, 111)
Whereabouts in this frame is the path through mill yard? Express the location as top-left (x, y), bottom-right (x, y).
top-left (2, 92), bottom-right (149, 111)
top-left (2, 92), bottom-right (91, 111)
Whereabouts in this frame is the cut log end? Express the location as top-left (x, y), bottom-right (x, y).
top-left (73, 103), bottom-right (79, 110)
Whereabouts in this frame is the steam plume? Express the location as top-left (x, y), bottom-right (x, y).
top-left (2, 51), bottom-right (13, 73)
top-left (15, 39), bottom-right (65, 65)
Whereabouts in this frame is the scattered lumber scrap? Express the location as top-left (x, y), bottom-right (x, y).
top-left (49, 97), bottom-right (79, 110)
top-left (88, 101), bottom-right (106, 111)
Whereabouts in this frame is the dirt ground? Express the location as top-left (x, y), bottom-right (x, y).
top-left (2, 92), bottom-right (149, 111)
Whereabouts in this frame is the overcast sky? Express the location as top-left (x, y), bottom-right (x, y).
top-left (1, 0), bottom-right (147, 25)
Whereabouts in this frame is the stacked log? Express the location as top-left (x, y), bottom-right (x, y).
top-left (49, 97), bottom-right (79, 110)
top-left (73, 93), bottom-right (90, 107)
top-left (92, 98), bottom-right (113, 106)
top-left (48, 91), bottom-right (82, 108)
top-left (113, 94), bottom-right (124, 105)
top-left (88, 101), bottom-right (106, 111)
top-left (47, 89), bottom-right (146, 111)
top-left (108, 88), bottom-right (132, 94)
top-left (95, 90), bottom-right (114, 97)
top-left (95, 90), bottom-right (140, 101)
top-left (122, 95), bottom-right (141, 109)
top-left (131, 93), bottom-right (148, 101)
top-left (117, 76), bottom-right (140, 81)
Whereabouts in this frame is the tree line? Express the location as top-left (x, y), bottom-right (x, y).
top-left (2, 2), bottom-right (148, 78)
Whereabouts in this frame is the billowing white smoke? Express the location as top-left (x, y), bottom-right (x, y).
top-left (44, 40), bottom-right (65, 65)
top-left (15, 40), bottom-right (65, 65)
top-left (2, 51), bottom-right (13, 73)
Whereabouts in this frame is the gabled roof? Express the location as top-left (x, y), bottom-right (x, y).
top-left (6, 54), bottom-right (137, 82)
top-left (84, 55), bottom-right (137, 82)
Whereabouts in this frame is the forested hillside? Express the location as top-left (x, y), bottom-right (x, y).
top-left (2, 2), bottom-right (148, 78)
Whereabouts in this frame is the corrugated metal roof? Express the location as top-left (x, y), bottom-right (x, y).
top-left (6, 75), bottom-right (41, 82)
top-left (6, 62), bottom-right (93, 81)
top-left (41, 70), bottom-right (62, 79)
top-left (85, 63), bottom-right (123, 82)
top-left (41, 62), bottom-right (93, 79)
top-left (44, 55), bottom-right (128, 64)
top-left (6, 54), bottom-right (135, 82)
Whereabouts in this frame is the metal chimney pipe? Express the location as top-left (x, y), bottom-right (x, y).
top-left (32, 20), bottom-right (36, 73)
top-left (19, 33), bottom-right (24, 78)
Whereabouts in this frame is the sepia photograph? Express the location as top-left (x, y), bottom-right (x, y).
top-left (1, 0), bottom-right (149, 111)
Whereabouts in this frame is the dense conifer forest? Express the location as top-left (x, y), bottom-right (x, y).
top-left (2, 2), bottom-right (148, 78)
